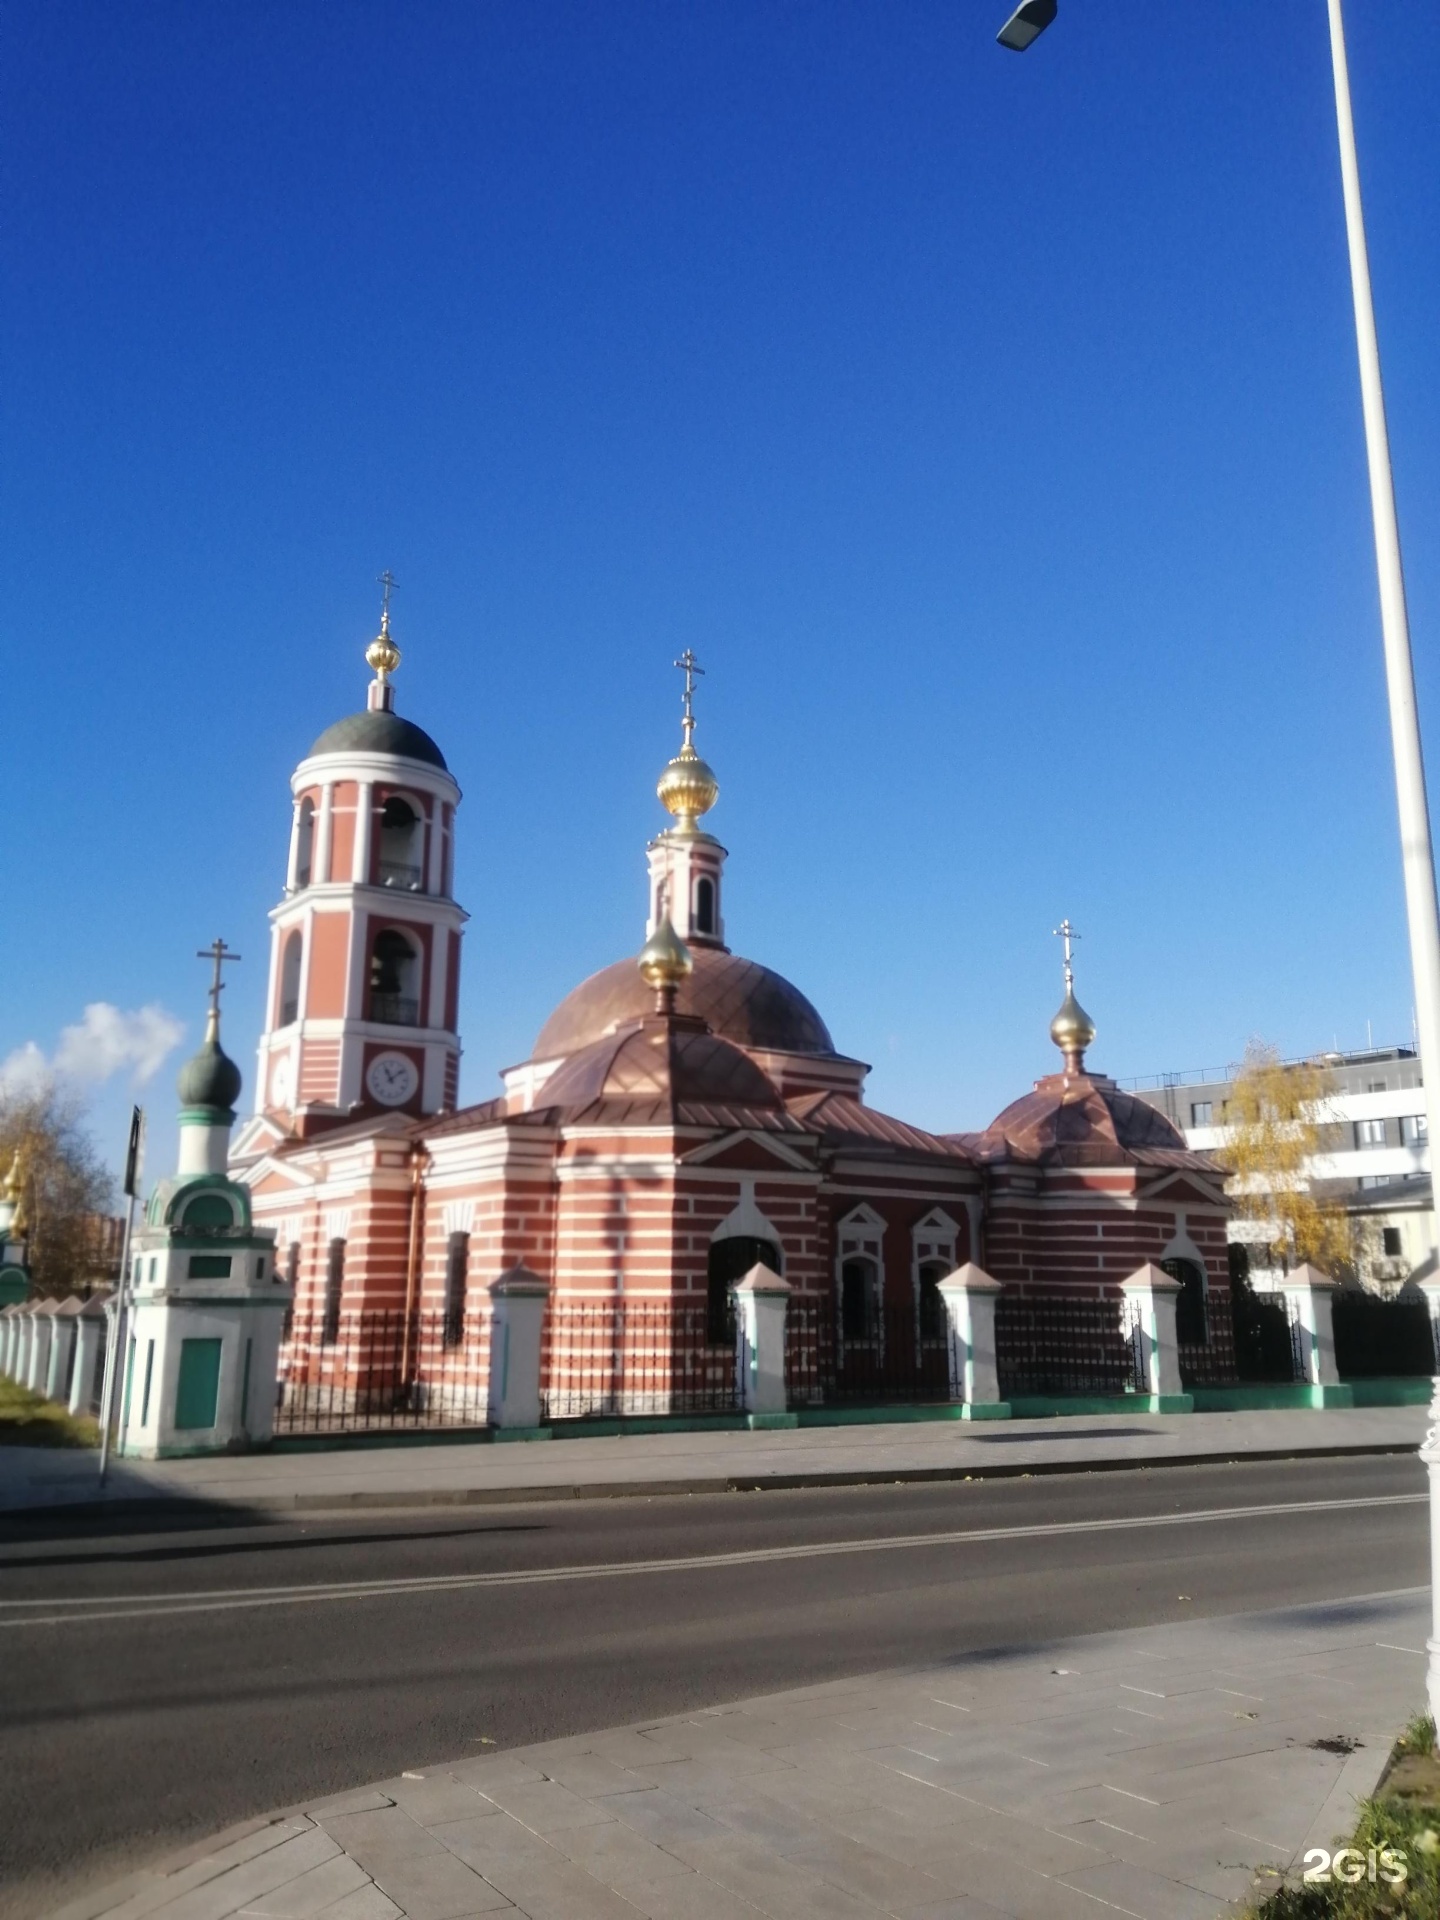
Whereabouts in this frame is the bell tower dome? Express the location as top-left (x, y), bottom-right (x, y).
top-left (252, 578), bottom-right (466, 1136)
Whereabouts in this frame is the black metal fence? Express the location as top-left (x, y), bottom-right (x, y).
top-left (1231, 1284), bottom-right (1304, 1384)
top-left (540, 1299), bottom-right (739, 1420)
top-left (785, 1297), bottom-right (953, 1406)
top-left (994, 1294), bottom-right (1143, 1398)
top-left (1332, 1291), bottom-right (1438, 1379)
top-left (277, 1309), bottom-right (490, 1433)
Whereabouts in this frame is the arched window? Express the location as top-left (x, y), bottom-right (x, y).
top-left (917, 1260), bottom-right (949, 1341)
top-left (444, 1232), bottom-right (470, 1347)
top-left (321, 1238), bottom-right (345, 1345)
top-left (378, 796), bottom-right (423, 890)
top-left (1161, 1256), bottom-right (1209, 1347)
top-left (369, 930), bottom-right (419, 1025)
top-left (705, 1234), bottom-right (780, 1346)
top-left (294, 798), bottom-right (315, 889)
top-left (279, 932), bottom-right (302, 1026)
top-left (840, 1257), bottom-right (880, 1342)
top-left (695, 876), bottom-right (716, 937)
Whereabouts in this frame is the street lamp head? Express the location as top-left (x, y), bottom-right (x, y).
top-left (997, 0), bottom-right (1057, 51)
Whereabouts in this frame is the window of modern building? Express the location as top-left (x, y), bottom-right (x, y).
top-left (443, 1232), bottom-right (469, 1346)
top-left (1402, 1114), bottom-right (1429, 1147)
top-left (1382, 1226), bottom-right (1403, 1257)
top-left (321, 1238), bottom-right (345, 1345)
top-left (1190, 1101), bottom-right (1212, 1127)
top-left (1356, 1118), bottom-right (1387, 1149)
top-left (369, 929), bottom-right (420, 1025)
top-left (705, 1234), bottom-right (779, 1346)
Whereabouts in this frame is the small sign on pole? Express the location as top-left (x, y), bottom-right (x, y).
top-left (98, 1106), bottom-right (145, 1486)
top-left (123, 1107), bottom-right (145, 1200)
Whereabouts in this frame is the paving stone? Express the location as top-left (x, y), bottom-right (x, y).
top-left (541, 1816), bottom-right (695, 1886)
top-left (239, 1856), bottom-right (373, 1916)
top-left (1061, 1856), bottom-right (1227, 1920)
top-left (618, 1871), bottom-right (771, 1920)
top-left (475, 1779), bottom-right (616, 1833)
top-left (445, 1854), bottom-right (644, 1920)
top-left (367, 1851), bottom-right (515, 1917)
top-left (538, 1753), bottom-right (659, 1798)
top-left (319, 1809), bottom-right (444, 1864)
top-left (444, 1757), bottom-right (549, 1790)
top-left (94, 1830), bottom-right (321, 1920)
top-left (311, 1889), bottom-right (403, 1920)
top-left (778, 1834), bottom-right (960, 1911)
top-left (144, 1833), bottom-right (344, 1920)
top-left (590, 1787), bottom-right (732, 1850)
top-left (382, 1776), bottom-right (494, 1827)
top-left (301, 1793), bottom-right (397, 1821)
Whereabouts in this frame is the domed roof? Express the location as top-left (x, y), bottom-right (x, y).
top-left (308, 710), bottom-right (448, 770)
top-left (977, 1070), bottom-right (1192, 1167)
top-left (178, 1030), bottom-right (243, 1114)
top-left (535, 946), bottom-right (836, 1061)
top-left (538, 1016), bottom-right (799, 1129)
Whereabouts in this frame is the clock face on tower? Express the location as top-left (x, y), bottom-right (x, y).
top-left (366, 1050), bottom-right (420, 1107)
top-left (269, 1052), bottom-right (294, 1110)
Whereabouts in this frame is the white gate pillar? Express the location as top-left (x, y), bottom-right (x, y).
top-left (733, 1263), bottom-right (792, 1421)
top-left (46, 1300), bottom-right (81, 1402)
top-left (936, 1264), bottom-right (1009, 1418)
top-left (26, 1305), bottom-right (55, 1396)
top-left (486, 1268), bottom-right (549, 1431)
top-left (1279, 1263), bottom-right (1346, 1399)
top-left (69, 1298), bottom-right (108, 1416)
top-left (1121, 1263), bottom-right (1190, 1409)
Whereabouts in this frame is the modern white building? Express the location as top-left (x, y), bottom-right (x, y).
top-left (1128, 1045), bottom-right (1434, 1293)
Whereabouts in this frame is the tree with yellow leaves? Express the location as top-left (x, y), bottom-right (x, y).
top-left (1216, 1041), bottom-right (1354, 1277)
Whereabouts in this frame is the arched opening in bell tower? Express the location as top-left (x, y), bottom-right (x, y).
top-left (279, 932), bottom-right (303, 1026)
top-left (378, 796), bottom-right (423, 890)
top-left (294, 798), bottom-right (315, 889)
top-left (695, 875), bottom-right (716, 937)
top-left (369, 929), bottom-right (420, 1026)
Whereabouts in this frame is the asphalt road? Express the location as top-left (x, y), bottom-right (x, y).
top-left (0, 1452), bottom-right (1427, 1918)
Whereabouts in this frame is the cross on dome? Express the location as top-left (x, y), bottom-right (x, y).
top-left (657, 651), bottom-right (719, 831)
top-left (1053, 917), bottom-right (1080, 993)
top-left (365, 570), bottom-right (402, 702)
top-left (197, 938), bottom-right (241, 1026)
top-left (674, 648), bottom-right (704, 748)
top-left (1048, 917), bottom-right (1096, 1075)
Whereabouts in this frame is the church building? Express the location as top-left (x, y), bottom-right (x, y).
top-left (231, 598), bottom-right (1234, 1415)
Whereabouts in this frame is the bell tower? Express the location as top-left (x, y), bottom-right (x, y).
top-left (646, 650), bottom-right (728, 952)
top-left (252, 580), bottom-right (466, 1136)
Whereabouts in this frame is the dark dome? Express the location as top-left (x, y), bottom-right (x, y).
top-left (535, 947), bottom-right (835, 1061)
top-left (308, 710), bottom-right (448, 770)
top-left (178, 1035), bottom-right (243, 1114)
top-left (978, 1071), bottom-right (1191, 1166)
top-left (538, 1017), bottom-right (791, 1127)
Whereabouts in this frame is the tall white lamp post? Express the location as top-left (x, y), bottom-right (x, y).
top-left (999, 0), bottom-right (1440, 1718)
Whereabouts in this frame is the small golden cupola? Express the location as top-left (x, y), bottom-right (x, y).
top-left (1049, 918), bottom-right (1097, 1075)
top-left (647, 651), bottom-right (728, 952)
top-left (638, 918), bottom-right (695, 1015)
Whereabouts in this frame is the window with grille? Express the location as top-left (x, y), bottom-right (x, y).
top-left (444, 1232), bottom-right (470, 1346)
top-left (321, 1239), bottom-right (345, 1344)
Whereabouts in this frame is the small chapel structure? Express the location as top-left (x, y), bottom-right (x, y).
top-left (230, 596), bottom-right (1236, 1419)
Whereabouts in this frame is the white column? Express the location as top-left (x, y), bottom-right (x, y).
top-left (46, 1308), bottom-right (78, 1402)
top-left (426, 798), bottom-right (444, 895)
top-left (285, 799), bottom-right (304, 891)
top-left (733, 1263), bottom-right (792, 1418)
top-left (353, 782), bottom-right (375, 885)
top-left (1120, 1263), bottom-right (1186, 1402)
top-left (27, 1310), bottom-right (54, 1395)
top-left (13, 1309), bottom-right (34, 1389)
top-left (315, 782), bottom-right (336, 885)
top-left (1421, 1382), bottom-right (1440, 1724)
top-left (486, 1268), bottom-right (549, 1430)
top-left (1279, 1263), bottom-right (1341, 1387)
top-left (1328, 0), bottom-right (1440, 1233)
top-left (936, 1264), bottom-right (1006, 1413)
top-left (1420, 1277), bottom-right (1440, 1373)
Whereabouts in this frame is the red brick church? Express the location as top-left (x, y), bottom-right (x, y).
top-left (231, 603), bottom-right (1234, 1417)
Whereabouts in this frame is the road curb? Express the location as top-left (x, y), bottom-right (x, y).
top-left (0, 1439), bottom-right (1420, 1524)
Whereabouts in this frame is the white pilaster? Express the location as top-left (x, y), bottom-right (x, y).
top-left (315, 781), bottom-right (335, 884)
top-left (354, 782), bottom-right (374, 885)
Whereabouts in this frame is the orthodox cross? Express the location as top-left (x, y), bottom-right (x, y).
top-left (674, 649), bottom-right (704, 745)
top-left (1053, 918), bottom-right (1080, 994)
top-left (377, 569), bottom-right (398, 628)
top-left (197, 938), bottom-right (242, 1023)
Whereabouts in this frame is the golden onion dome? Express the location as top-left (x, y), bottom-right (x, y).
top-left (657, 743), bottom-right (719, 829)
top-left (638, 918), bottom-right (694, 997)
top-left (365, 617), bottom-right (401, 681)
top-left (1050, 989), bottom-right (1097, 1068)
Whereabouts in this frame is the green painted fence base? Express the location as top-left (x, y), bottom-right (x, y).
top-left (1005, 1392), bottom-right (1194, 1419)
top-left (491, 1426), bottom-right (553, 1442)
top-left (1345, 1377), bottom-right (1435, 1407)
top-left (746, 1411), bottom-right (800, 1430)
top-left (961, 1400), bottom-right (1012, 1421)
top-left (1190, 1382), bottom-right (1356, 1412)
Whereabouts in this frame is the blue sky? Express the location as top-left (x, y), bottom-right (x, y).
top-left (4, 0), bottom-right (1438, 1184)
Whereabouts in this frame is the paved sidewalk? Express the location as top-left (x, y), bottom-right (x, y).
top-left (55, 1588), bottom-right (1430, 1920)
top-left (0, 1406), bottom-right (1426, 1519)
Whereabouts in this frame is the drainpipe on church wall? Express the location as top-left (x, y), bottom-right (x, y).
top-left (400, 1145), bottom-right (426, 1384)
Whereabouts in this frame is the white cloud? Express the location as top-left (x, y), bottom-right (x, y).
top-left (0, 1003), bottom-right (185, 1100)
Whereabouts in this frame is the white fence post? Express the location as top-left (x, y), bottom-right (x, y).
top-left (1422, 1379), bottom-right (1440, 1725)
top-left (936, 1264), bottom-right (1009, 1418)
top-left (486, 1268), bottom-right (549, 1431)
top-left (733, 1263), bottom-right (792, 1420)
top-left (1279, 1263), bottom-right (1348, 1403)
top-left (1120, 1263), bottom-right (1190, 1409)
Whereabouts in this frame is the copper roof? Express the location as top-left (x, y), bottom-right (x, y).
top-left (787, 1090), bottom-right (975, 1164)
top-left (968, 1071), bottom-right (1218, 1169)
top-left (533, 947), bottom-right (836, 1061)
top-left (537, 1016), bottom-right (809, 1132)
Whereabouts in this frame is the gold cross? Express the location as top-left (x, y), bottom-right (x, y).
top-left (674, 649), bottom-right (704, 743)
top-left (377, 569), bottom-right (398, 628)
top-left (1053, 918), bottom-right (1080, 992)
